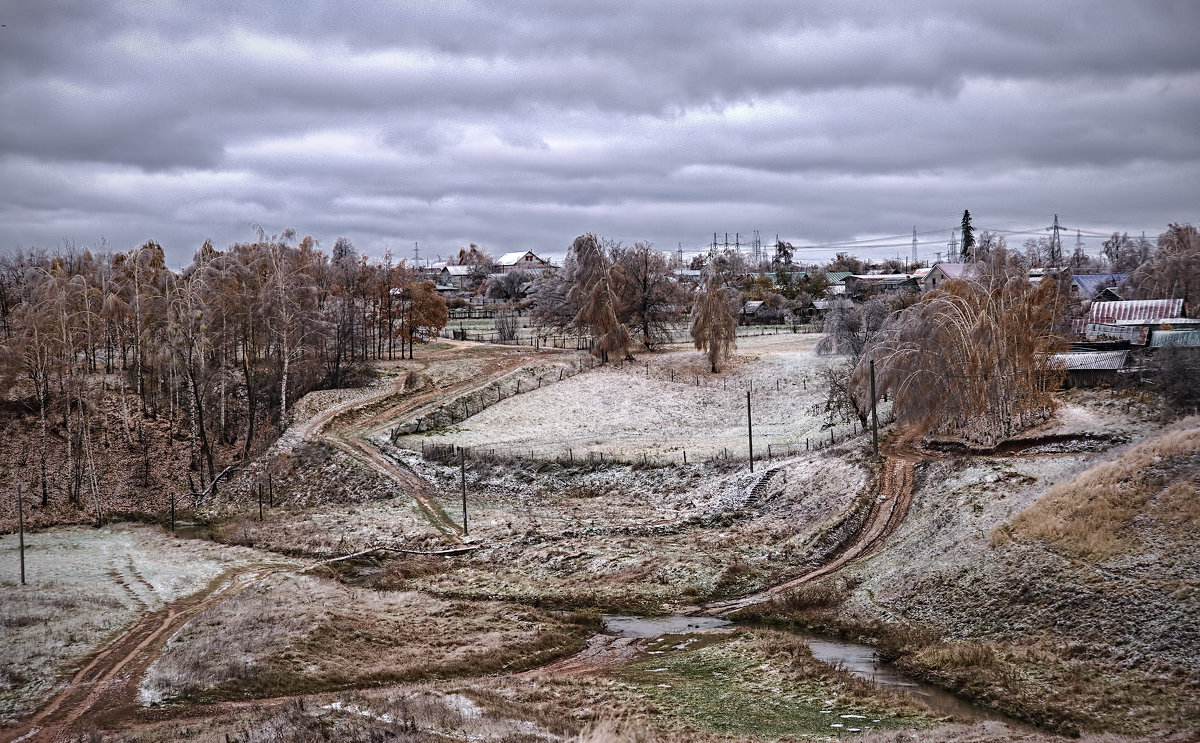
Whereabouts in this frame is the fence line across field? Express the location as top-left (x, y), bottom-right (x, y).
top-left (439, 321), bottom-right (821, 347)
top-left (419, 410), bottom-right (898, 469)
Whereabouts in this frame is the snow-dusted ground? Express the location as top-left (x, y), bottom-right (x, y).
top-left (0, 524), bottom-right (291, 720)
top-left (395, 334), bottom-right (867, 463)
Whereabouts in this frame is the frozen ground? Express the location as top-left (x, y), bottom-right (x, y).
top-left (394, 334), bottom-right (874, 463)
top-left (0, 524), bottom-right (293, 720)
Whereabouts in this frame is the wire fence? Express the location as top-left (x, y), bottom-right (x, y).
top-left (439, 321), bottom-right (823, 348)
top-left (419, 409), bottom-right (898, 469)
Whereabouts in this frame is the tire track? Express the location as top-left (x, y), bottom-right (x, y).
top-left (1, 569), bottom-right (274, 743)
top-left (701, 434), bottom-right (923, 617)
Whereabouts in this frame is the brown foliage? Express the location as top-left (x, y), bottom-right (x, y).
top-left (569, 234), bottom-right (631, 362)
top-left (857, 245), bottom-right (1070, 448)
top-left (688, 271), bottom-right (737, 372)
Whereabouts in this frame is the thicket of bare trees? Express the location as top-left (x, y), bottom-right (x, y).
top-left (853, 246), bottom-right (1071, 448)
top-left (0, 231), bottom-right (447, 520)
top-left (815, 297), bottom-right (893, 426)
top-left (1124, 223), bottom-right (1200, 316)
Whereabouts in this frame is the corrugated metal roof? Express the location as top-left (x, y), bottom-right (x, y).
top-left (1148, 330), bottom-right (1200, 348)
top-left (1089, 299), bottom-right (1184, 323)
top-left (742, 300), bottom-right (764, 313)
top-left (1053, 351), bottom-right (1129, 371)
top-left (825, 271), bottom-right (853, 283)
top-left (443, 265), bottom-right (473, 275)
top-left (848, 273), bottom-right (913, 281)
top-left (1086, 323), bottom-right (1147, 344)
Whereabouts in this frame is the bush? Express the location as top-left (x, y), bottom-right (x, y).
top-left (1156, 346), bottom-right (1200, 418)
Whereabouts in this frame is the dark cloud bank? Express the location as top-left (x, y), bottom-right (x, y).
top-left (2, 1), bottom-right (1198, 266)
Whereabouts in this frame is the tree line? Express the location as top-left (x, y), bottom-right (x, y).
top-left (0, 229), bottom-right (448, 512)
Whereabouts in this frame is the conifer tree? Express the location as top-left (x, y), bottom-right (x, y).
top-left (960, 210), bottom-right (976, 262)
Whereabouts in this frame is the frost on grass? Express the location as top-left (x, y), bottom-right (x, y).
top-left (395, 334), bottom-right (847, 463)
top-left (402, 453), bottom-right (870, 611)
top-left (0, 524), bottom-right (279, 720)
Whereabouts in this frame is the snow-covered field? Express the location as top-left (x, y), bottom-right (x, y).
top-left (0, 524), bottom-right (291, 720)
top-left (395, 334), bottom-right (864, 463)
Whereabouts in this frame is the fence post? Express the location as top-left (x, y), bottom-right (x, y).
top-left (18, 484), bottom-right (25, 586)
top-left (460, 448), bottom-right (469, 535)
top-left (746, 390), bottom-right (754, 473)
top-left (870, 359), bottom-right (879, 458)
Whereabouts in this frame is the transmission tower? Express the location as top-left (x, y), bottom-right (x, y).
top-left (413, 241), bottom-right (421, 265)
top-left (948, 230), bottom-right (958, 263)
top-left (1046, 214), bottom-right (1064, 267)
top-left (911, 226), bottom-right (918, 267)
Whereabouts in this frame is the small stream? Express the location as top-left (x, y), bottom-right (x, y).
top-left (603, 615), bottom-right (1031, 729)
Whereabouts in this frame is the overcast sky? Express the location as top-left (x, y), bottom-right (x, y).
top-left (3, 1), bottom-right (1199, 267)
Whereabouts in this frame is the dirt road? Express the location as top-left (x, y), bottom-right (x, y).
top-left (702, 432), bottom-right (923, 617)
top-left (1, 569), bottom-right (272, 743)
top-left (289, 340), bottom-right (577, 543)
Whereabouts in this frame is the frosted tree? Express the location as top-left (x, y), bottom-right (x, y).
top-left (855, 244), bottom-right (1070, 448)
top-left (690, 271), bottom-right (737, 372)
top-left (568, 234), bottom-right (630, 362)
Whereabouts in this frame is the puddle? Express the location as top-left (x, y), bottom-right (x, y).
top-left (604, 615), bottom-right (1033, 730)
top-left (170, 522), bottom-right (212, 540)
top-left (603, 615), bottom-right (732, 638)
top-left (798, 632), bottom-right (1035, 729)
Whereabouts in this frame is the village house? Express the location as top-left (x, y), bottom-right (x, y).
top-left (922, 262), bottom-right (976, 292)
top-left (494, 251), bottom-right (552, 275)
top-left (437, 264), bottom-right (476, 290)
top-left (1053, 350), bottom-right (1129, 387)
top-left (1071, 273), bottom-right (1127, 299)
top-left (1085, 298), bottom-right (1195, 343)
top-left (843, 273), bottom-right (920, 299)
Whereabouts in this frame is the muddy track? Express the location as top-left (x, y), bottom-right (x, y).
top-left (1, 569), bottom-right (273, 743)
top-left (701, 434), bottom-right (923, 617)
top-left (276, 341), bottom-right (568, 544)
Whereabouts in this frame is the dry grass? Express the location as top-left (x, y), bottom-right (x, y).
top-left (999, 421), bottom-right (1200, 559)
top-left (899, 639), bottom-right (1200, 736)
top-left (140, 572), bottom-right (591, 704)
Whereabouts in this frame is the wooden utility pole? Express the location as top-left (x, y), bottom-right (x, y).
top-left (747, 390), bottom-right (754, 472)
top-left (870, 360), bottom-right (879, 457)
top-left (18, 484), bottom-right (26, 586)
top-left (460, 448), bottom-right (468, 535)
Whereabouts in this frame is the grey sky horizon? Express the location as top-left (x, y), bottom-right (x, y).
top-left (2, 1), bottom-right (1198, 269)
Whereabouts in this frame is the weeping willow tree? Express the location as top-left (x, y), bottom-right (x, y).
top-left (690, 270), bottom-right (737, 372)
top-left (854, 245), bottom-right (1070, 449)
top-left (568, 234), bottom-right (630, 362)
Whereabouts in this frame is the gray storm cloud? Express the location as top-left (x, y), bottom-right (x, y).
top-left (1, 0), bottom-right (1198, 265)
